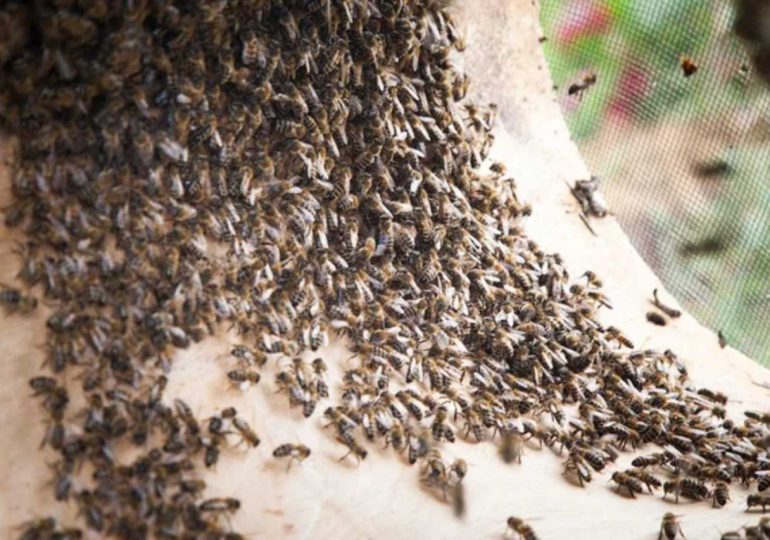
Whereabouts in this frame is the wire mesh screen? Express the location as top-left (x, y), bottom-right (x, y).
top-left (539, 0), bottom-right (770, 365)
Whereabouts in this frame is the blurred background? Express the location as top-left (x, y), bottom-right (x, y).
top-left (540, 0), bottom-right (770, 365)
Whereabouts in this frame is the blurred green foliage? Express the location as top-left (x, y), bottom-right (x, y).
top-left (540, 0), bottom-right (770, 365)
top-left (541, 0), bottom-right (743, 138)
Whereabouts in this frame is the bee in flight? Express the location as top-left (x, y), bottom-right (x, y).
top-left (681, 55), bottom-right (698, 77)
top-left (567, 71), bottom-right (597, 98)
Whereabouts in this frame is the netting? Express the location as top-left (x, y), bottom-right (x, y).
top-left (540, 0), bottom-right (770, 365)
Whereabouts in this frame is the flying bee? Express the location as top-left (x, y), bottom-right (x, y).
top-left (0, 284), bottom-right (37, 314)
top-left (659, 513), bottom-right (685, 540)
top-left (506, 516), bottom-right (539, 540)
top-left (567, 71), bottom-right (597, 97)
top-left (450, 481), bottom-right (466, 519)
top-left (232, 417), bottom-right (260, 448)
top-left (273, 443), bottom-right (311, 470)
top-left (680, 56), bottom-right (698, 77)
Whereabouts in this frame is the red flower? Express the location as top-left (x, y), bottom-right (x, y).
top-left (556, 0), bottom-right (611, 44)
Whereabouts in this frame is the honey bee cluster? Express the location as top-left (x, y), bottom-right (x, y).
top-left (2, 1), bottom-right (770, 539)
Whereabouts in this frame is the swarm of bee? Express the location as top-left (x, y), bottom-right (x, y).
top-left (4, 1), bottom-right (770, 539)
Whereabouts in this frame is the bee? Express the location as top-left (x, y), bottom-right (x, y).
top-left (450, 481), bottom-right (466, 518)
top-left (506, 516), bottom-right (539, 540)
top-left (577, 446), bottom-right (608, 472)
top-left (396, 390), bottom-right (425, 420)
top-left (29, 377), bottom-right (69, 419)
top-left (199, 497), bottom-right (241, 515)
top-left (204, 443), bottom-right (220, 468)
top-left (748, 494), bottom-right (770, 512)
top-left (567, 72), bottom-right (597, 97)
top-left (757, 474), bottom-right (770, 492)
top-left (324, 406), bottom-right (358, 434)
top-left (336, 193), bottom-right (359, 212)
top-left (499, 428), bottom-right (524, 464)
top-left (659, 513), bottom-right (685, 540)
top-left (663, 477), bottom-right (709, 502)
top-left (626, 468), bottom-right (662, 493)
top-left (652, 289), bottom-right (681, 318)
top-left (461, 409), bottom-right (486, 442)
top-left (712, 482), bottom-right (731, 507)
top-left (563, 452), bottom-right (592, 487)
top-left (336, 432), bottom-right (368, 463)
top-left (431, 406), bottom-right (455, 443)
top-left (231, 345), bottom-right (267, 367)
top-left (385, 422), bottom-right (407, 452)
top-left (680, 56), bottom-right (698, 77)
top-left (0, 284), bottom-right (37, 314)
top-left (611, 472), bottom-right (644, 498)
top-left (311, 358), bottom-right (329, 398)
top-left (240, 30), bottom-right (265, 66)
top-left (173, 398), bottom-right (201, 436)
top-left (567, 176), bottom-right (607, 235)
top-left (408, 430), bottom-right (431, 465)
top-left (759, 517), bottom-right (770, 537)
top-left (745, 411), bottom-right (770, 424)
top-left (227, 368), bottom-right (261, 388)
top-left (646, 311), bottom-right (667, 326)
top-left (273, 443), bottom-right (311, 470)
top-left (718, 330), bottom-right (727, 349)
top-left (421, 449), bottom-right (455, 499)
top-left (232, 417), bottom-right (260, 448)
